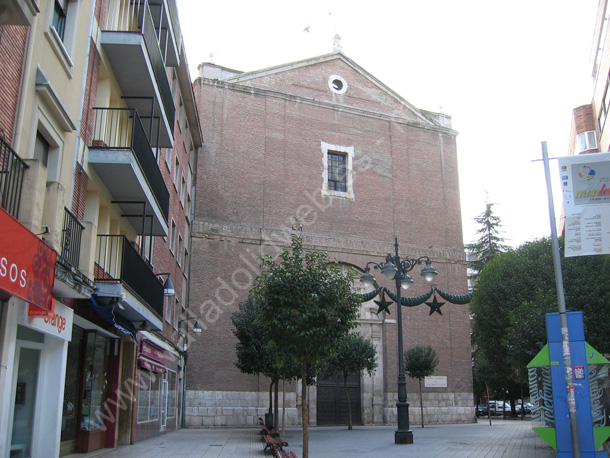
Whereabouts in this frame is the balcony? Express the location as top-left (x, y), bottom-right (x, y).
top-left (101, 0), bottom-right (176, 148)
top-left (0, 134), bottom-right (28, 218)
top-left (94, 235), bottom-right (163, 330)
top-left (88, 108), bottom-right (169, 236)
top-left (54, 207), bottom-right (95, 299)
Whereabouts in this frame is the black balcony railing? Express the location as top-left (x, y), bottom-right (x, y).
top-left (90, 108), bottom-right (169, 221)
top-left (104, 0), bottom-right (175, 129)
top-left (0, 134), bottom-right (28, 218)
top-left (95, 235), bottom-right (163, 317)
top-left (60, 207), bottom-right (84, 269)
top-left (140, 2), bottom-right (175, 125)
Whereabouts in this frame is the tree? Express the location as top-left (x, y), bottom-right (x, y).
top-left (231, 297), bottom-right (303, 429)
top-left (322, 333), bottom-right (377, 430)
top-left (471, 237), bottom-right (610, 411)
top-left (251, 225), bottom-right (361, 458)
top-left (466, 202), bottom-right (511, 278)
top-left (404, 345), bottom-right (439, 427)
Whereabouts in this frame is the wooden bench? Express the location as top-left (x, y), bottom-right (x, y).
top-left (271, 447), bottom-right (299, 458)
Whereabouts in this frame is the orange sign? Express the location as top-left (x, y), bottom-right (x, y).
top-left (0, 207), bottom-right (56, 311)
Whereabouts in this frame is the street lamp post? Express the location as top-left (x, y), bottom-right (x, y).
top-left (360, 237), bottom-right (437, 445)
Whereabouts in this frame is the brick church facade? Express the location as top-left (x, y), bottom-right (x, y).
top-left (187, 51), bottom-right (473, 427)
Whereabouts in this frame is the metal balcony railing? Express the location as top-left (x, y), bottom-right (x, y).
top-left (90, 108), bottom-right (169, 221)
top-left (60, 207), bottom-right (84, 269)
top-left (0, 134), bottom-right (28, 218)
top-left (95, 235), bottom-right (163, 317)
top-left (104, 0), bottom-right (175, 126)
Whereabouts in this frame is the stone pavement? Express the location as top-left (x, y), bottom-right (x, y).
top-left (85, 419), bottom-right (560, 458)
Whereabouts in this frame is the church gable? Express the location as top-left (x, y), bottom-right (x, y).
top-left (224, 54), bottom-right (436, 126)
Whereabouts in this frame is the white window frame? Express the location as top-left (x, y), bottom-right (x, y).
top-left (321, 141), bottom-right (354, 200)
top-left (577, 130), bottom-right (598, 153)
top-left (46, 0), bottom-right (80, 75)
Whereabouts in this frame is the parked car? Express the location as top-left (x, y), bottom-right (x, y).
top-left (515, 402), bottom-right (533, 415)
top-left (476, 405), bottom-right (488, 417)
top-left (488, 401), bottom-right (512, 415)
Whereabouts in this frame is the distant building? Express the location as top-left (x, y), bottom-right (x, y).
top-left (188, 52), bottom-right (472, 428)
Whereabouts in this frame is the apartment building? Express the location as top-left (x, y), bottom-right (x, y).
top-left (0, 0), bottom-right (201, 456)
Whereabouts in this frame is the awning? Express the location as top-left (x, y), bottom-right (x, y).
top-left (90, 295), bottom-right (138, 343)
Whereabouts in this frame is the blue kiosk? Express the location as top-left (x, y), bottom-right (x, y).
top-left (528, 312), bottom-right (610, 457)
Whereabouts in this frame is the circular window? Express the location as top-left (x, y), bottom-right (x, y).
top-left (328, 74), bottom-right (348, 94)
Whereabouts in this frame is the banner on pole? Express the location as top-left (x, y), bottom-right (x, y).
top-left (558, 152), bottom-right (610, 256)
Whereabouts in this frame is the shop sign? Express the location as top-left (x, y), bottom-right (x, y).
top-left (138, 356), bottom-right (166, 374)
top-left (141, 340), bottom-right (165, 363)
top-left (0, 207), bottom-right (56, 311)
top-left (20, 300), bottom-right (73, 341)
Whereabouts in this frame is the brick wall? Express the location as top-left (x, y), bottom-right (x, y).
top-left (0, 25), bottom-right (28, 143)
top-left (187, 55), bottom-right (472, 426)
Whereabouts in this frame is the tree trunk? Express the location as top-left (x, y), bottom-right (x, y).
top-left (281, 379), bottom-right (286, 437)
top-left (269, 380), bottom-right (273, 414)
top-left (485, 381), bottom-right (492, 426)
top-left (274, 378), bottom-right (279, 431)
top-left (301, 359), bottom-right (309, 458)
top-left (418, 378), bottom-right (424, 428)
top-left (344, 373), bottom-right (353, 430)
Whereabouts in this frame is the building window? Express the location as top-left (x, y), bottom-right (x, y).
top-left (577, 131), bottom-right (598, 153)
top-left (137, 369), bottom-right (160, 423)
top-left (327, 152), bottom-right (347, 192)
top-left (164, 295), bottom-right (172, 323)
top-left (47, 0), bottom-right (79, 72)
top-left (170, 219), bottom-right (176, 254)
top-left (165, 148), bottom-right (172, 171)
top-left (599, 78), bottom-right (610, 132)
top-left (184, 247), bottom-right (190, 279)
top-left (166, 371), bottom-right (177, 418)
top-left (328, 74), bottom-right (348, 95)
top-left (52, 0), bottom-right (66, 41)
top-left (180, 175), bottom-right (186, 207)
top-left (173, 157), bottom-right (180, 189)
top-left (177, 235), bottom-right (183, 266)
top-left (321, 142), bottom-right (354, 199)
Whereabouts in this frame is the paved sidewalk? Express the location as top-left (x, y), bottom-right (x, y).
top-left (87, 419), bottom-right (558, 458)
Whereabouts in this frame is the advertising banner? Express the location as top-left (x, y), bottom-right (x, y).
top-left (558, 152), bottom-right (610, 256)
top-left (0, 207), bottom-right (57, 310)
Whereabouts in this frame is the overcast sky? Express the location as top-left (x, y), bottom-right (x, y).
top-left (176, 0), bottom-right (599, 248)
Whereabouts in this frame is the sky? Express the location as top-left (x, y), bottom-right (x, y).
top-left (175, 0), bottom-right (599, 248)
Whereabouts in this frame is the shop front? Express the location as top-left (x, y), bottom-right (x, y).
top-left (134, 336), bottom-right (180, 442)
top-left (0, 206), bottom-right (60, 458)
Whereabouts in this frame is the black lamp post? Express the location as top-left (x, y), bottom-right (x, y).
top-left (360, 237), bottom-right (437, 444)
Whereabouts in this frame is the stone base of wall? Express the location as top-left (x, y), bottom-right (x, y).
top-left (185, 390), bottom-right (300, 428)
top-left (384, 392), bottom-right (475, 425)
top-left (185, 390), bottom-right (475, 427)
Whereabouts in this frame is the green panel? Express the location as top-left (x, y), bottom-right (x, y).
top-left (528, 344), bottom-right (550, 367)
top-left (594, 426), bottom-right (610, 450)
top-left (586, 343), bottom-right (610, 365)
top-left (533, 427), bottom-right (556, 450)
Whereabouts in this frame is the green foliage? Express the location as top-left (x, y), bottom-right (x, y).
top-left (231, 297), bottom-right (303, 382)
top-left (466, 202), bottom-right (511, 276)
top-left (471, 237), bottom-right (610, 400)
top-left (404, 345), bottom-right (439, 380)
top-left (323, 332), bottom-right (377, 379)
top-left (251, 225), bottom-right (362, 376)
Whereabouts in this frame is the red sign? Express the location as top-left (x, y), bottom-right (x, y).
top-left (28, 299), bottom-right (56, 317)
top-left (0, 207), bottom-right (56, 311)
top-left (138, 357), bottom-right (166, 374)
top-left (141, 340), bottom-right (165, 363)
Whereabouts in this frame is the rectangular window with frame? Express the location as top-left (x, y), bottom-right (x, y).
top-left (327, 152), bottom-right (347, 192)
top-left (137, 369), bottom-right (160, 423)
top-left (173, 157), bottom-right (180, 189)
top-left (164, 295), bottom-right (172, 323)
top-left (170, 219), bottom-right (176, 255)
top-left (577, 130), bottom-right (598, 153)
top-left (177, 235), bottom-right (183, 266)
top-left (52, 0), bottom-right (66, 41)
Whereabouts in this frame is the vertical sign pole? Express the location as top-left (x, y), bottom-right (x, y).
top-left (541, 141), bottom-right (580, 457)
